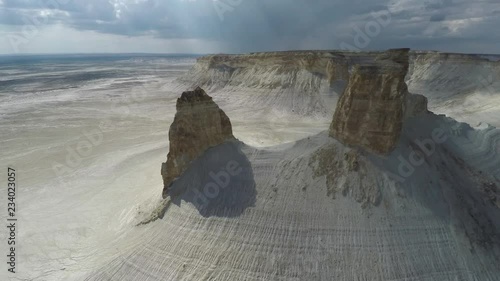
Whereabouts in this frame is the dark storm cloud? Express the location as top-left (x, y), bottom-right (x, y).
top-left (430, 14), bottom-right (446, 22)
top-left (1, 0), bottom-right (499, 53)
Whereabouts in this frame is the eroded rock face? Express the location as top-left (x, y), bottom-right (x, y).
top-left (161, 87), bottom-right (234, 198)
top-left (329, 48), bottom-right (412, 154)
top-left (309, 144), bottom-right (381, 208)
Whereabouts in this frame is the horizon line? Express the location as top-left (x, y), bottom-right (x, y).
top-left (0, 52), bottom-right (210, 56)
top-left (1, 49), bottom-right (500, 56)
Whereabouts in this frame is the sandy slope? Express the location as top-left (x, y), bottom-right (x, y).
top-left (84, 109), bottom-right (500, 281)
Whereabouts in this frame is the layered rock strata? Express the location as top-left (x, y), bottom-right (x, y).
top-left (329, 48), bottom-right (412, 154)
top-left (161, 87), bottom-right (234, 197)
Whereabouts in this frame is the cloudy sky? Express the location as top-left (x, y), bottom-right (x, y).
top-left (0, 0), bottom-right (499, 54)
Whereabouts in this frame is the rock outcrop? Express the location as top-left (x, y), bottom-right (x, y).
top-left (161, 87), bottom-right (234, 198)
top-left (403, 92), bottom-right (428, 119)
top-left (329, 48), bottom-right (412, 154)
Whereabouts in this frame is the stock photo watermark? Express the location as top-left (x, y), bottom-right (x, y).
top-left (7, 0), bottom-right (72, 53)
top-left (191, 160), bottom-right (243, 210)
top-left (386, 127), bottom-right (448, 183)
top-left (6, 167), bottom-right (17, 274)
top-left (213, 0), bottom-right (244, 21)
top-left (339, 9), bottom-right (392, 51)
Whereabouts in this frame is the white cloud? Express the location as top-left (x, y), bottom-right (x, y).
top-left (0, 24), bottom-right (223, 54)
top-left (443, 18), bottom-right (483, 35)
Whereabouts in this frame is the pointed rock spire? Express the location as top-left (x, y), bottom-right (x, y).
top-left (161, 87), bottom-right (234, 197)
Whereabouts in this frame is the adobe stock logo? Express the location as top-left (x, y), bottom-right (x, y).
top-left (51, 128), bottom-right (105, 185)
top-left (339, 9), bottom-right (392, 51)
top-left (7, 0), bottom-right (73, 53)
top-left (213, 0), bottom-right (244, 21)
top-left (388, 127), bottom-right (448, 183)
top-left (191, 160), bottom-right (243, 210)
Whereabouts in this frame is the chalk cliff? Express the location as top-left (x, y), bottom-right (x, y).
top-left (329, 48), bottom-right (411, 154)
top-left (177, 50), bottom-right (500, 128)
